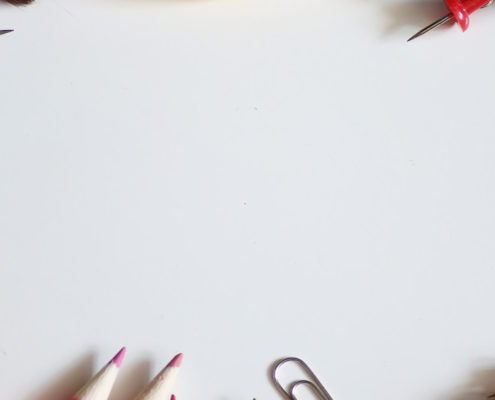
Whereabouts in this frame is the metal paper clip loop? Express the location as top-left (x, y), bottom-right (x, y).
top-left (271, 357), bottom-right (333, 400)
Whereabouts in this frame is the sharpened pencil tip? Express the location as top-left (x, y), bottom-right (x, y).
top-left (166, 353), bottom-right (183, 368)
top-left (171, 395), bottom-right (176, 400)
top-left (0, 30), bottom-right (14, 36)
top-left (111, 347), bottom-right (126, 367)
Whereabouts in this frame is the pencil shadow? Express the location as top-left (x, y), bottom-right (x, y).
top-left (4, 0), bottom-right (34, 5)
top-left (439, 366), bottom-right (495, 400)
top-left (110, 359), bottom-right (152, 400)
top-left (0, 0), bottom-right (17, 9)
top-left (26, 352), bottom-right (96, 400)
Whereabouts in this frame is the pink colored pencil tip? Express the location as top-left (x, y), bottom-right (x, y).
top-left (166, 353), bottom-right (183, 368)
top-left (171, 395), bottom-right (176, 400)
top-left (111, 347), bottom-right (126, 367)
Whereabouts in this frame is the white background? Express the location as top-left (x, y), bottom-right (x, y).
top-left (1, 2), bottom-right (495, 400)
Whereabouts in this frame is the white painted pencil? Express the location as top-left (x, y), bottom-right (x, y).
top-left (134, 353), bottom-right (183, 400)
top-left (72, 347), bottom-right (126, 400)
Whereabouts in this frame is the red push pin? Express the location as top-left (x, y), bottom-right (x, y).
top-left (408, 0), bottom-right (493, 41)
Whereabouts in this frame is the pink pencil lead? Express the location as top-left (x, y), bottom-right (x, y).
top-left (111, 347), bottom-right (126, 367)
top-left (72, 347), bottom-right (126, 400)
top-left (133, 354), bottom-right (184, 400)
top-left (166, 353), bottom-right (183, 368)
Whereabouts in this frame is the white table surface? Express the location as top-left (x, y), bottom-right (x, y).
top-left (1, 1), bottom-right (495, 400)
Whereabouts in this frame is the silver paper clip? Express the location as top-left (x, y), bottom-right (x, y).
top-left (271, 357), bottom-right (334, 400)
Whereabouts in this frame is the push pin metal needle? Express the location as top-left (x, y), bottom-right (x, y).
top-left (0, 30), bottom-right (14, 35)
top-left (408, 0), bottom-right (493, 41)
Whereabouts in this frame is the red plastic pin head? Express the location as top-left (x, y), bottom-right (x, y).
top-left (408, 0), bottom-right (493, 41)
top-left (445, 0), bottom-right (470, 31)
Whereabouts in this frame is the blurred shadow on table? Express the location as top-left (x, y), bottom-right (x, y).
top-left (26, 352), bottom-right (95, 400)
top-left (110, 358), bottom-right (151, 400)
top-left (382, 0), bottom-right (451, 36)
top-left (24, 352), bottom-right (151, 400)
top-left (4, 0), bottom-right (35, 5)
top-left (441, 366), bottom-right (495, 400)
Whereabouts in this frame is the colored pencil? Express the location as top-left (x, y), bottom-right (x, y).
top-left (134, 353), bottom-right (183, 400)
top-left (72, 347), bottom-right (126, 400)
